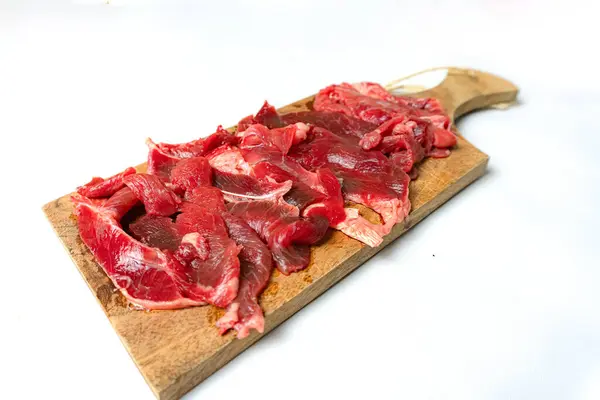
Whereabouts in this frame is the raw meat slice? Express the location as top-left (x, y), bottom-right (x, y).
top-left (235, 128), bottom-right (346, 224)
top-left (123, 173), bottom-right (181, 216)
top-left (269, 215), bottom-right (329, 274)
top-left (240, 146), bottom-right (346, 225)
top-left (146, 127), bottom-right (238, 181)
top-left (241, 147), bottom-right (320, 186)
top-left (206, 144), bottom-right (252, 175)
top-left (146, 138), bottom-right (182, 181)
top-left (235, 117), bottom-right (392, 245)
top-left (300, 168), bottom-right (346, 224)
top-left (129, 214), bottom-right (182, 251)
top-left (77, 167), bottom-right (137, 198)
top-left (358, 117), bottom-right (427, 172)
top-left (280, 110), bottom-right (377, 138)
top-left (283, 182), bottom-right (327, 213)
top-left (237, 122), bottom-right (309, 153)
top-left (256, 106), bottom-right (441, 174)
top-left (288, 127), bottom-right (411, 232)
top-left (102, 187), bottom-right (140, 220)
top-left (71, 194), bottom-right (202, 310)
top-left (313, 82), bottom-right (456, 157)
top-left (79, 182), bottom-right (240, 308)
top-left (351, 82), bottom-right (445, 114)
top-left (153, 126), bottom-right (238, 159)
top-left (205, 144), bottom-right (293, 201)
top-left (216, 213), bottom-right (273, 338)
top-left (213, 169), bottom-right (292, 202)
top-left (181, 186), bottom-right (226, 214)
top-left (238, 101), bottom-right (283, 131)
top-left (296, 111), bottom-right (433, 171)
top-left (170, 156), bottom-right (213, 193)
top-left (338, 168), bottom-right (410, 233)
top-left (227, 200), bottom-right (328, 275)
top-left (314, 82), bottom-right (448, 126)
top-left (171, 208), bottom-right (241, 307)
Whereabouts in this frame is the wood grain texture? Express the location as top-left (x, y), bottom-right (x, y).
top-left (43, 68), bottom-right (517, 400)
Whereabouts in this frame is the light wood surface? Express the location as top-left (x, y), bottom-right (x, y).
top-left (43, 68), bottom-right (518, 400)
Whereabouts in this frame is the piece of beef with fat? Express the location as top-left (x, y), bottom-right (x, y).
top-left (72, 190), bottom-right (203, 310)
top-left (123, 173), bottom-right (181, 216)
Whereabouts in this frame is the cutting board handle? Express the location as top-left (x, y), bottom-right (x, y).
top-left (392, 67), bottom-right (519, 121)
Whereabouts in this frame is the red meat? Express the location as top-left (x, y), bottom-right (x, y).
top-left (77, 167), bottom-right (137, 198)
top-left (227, 199), bottom-right (328, 275)
top-left (237, 122), bottom-right (309, 153)
top-left (72, 194), bottom-right (203, 310)
top-left (313, 82), bottom-right (456, 160)
top-left (181, 186), bottom-right (227, 214)
top-left (146, 127), bottom-right (238, 180)
top-left (129, 214), bottom-right (182, 251)
top-left (217, 213), bottom-right (274, 338)
top-left (123, 173), bottom-right (181, 216)
top-left (170, 207), bottom-right (241, 307)
top-left (170, 156), bottom-right (213, 193)
top-left (288, 127), bottom-right (411, 234)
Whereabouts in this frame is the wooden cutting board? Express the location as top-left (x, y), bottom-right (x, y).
top-left (43, 68), bottom-right (518, 400)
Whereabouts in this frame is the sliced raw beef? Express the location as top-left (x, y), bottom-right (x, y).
top-left (314, 82), bottom-right (448, 126)
top-left (337, 167), bottom-right (410, 234)
top-left (237, 122), bottom-right (309, 153)
top-left (279, 110), bottom-right (424, 172)
top-left (238, 101), bottom-right (282, 131)
top-left (123, 173), bottom-right (181, 216)
top-left (238, 139), bottom-right (346, 226)
top-left (206, 144), bottom-right (253, 175)
top-left (146, 138), bottom-right (182, 181)
top-left (227, 199), bottom-right (328, 275)
top-left (217, 213), bottom-right (273, 338)
top-left (240, 105), bottom-right (411, 242)
top-left (170, 156), bottom-right (213, 193)
top-left (288, 127), bottom-right (411, 234)
top-left (351, 82), bottom-right (445, 114)
top-left (129, 214), bottom-right (182, 251)
top-left (357, 116), bottom-right (427, 172)
top-left (280, 110), bottom-right (377, 138)
top-left (72, 193), bottom-right (203, 310)
top-left (77, 167), bottom-right (136, 198)
top-left (213, 169), bottom-right (292, 202)
top-left (181, 186), bottom-right (227, 214)
top-left (313, 82), bottom-right (456, 158)
top-left (73, 79), bottom-right (459, 337)
top-left (102, 186), bottom-right (140, 220)
top-left (153, 126), bottom-right (238, 159)
top-left (233, 120), bottom-right (397, 246)
top-left (205, 144), bottom-right (293, 201)
top-left (171, 208), bottom-right (241, 307)
top-left (250, 103), bottom-right (445, 174)
top-left (146, 127), bottom-right (238, 180)
top-left (280, 110), bottom-right (424, 172)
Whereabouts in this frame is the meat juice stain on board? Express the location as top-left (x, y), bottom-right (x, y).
top-left (96, 284), bottom-right (114, 309)
top-left (206, 307), bottom-right (226, 325)
top-left (260, 281), bottom-right (280, 303)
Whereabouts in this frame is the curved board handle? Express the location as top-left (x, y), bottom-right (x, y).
top-left (402, 67), bottom-right (519, 121)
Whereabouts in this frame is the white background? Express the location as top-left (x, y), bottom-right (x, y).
top-left (2, 1), bottom-right (599, 399)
